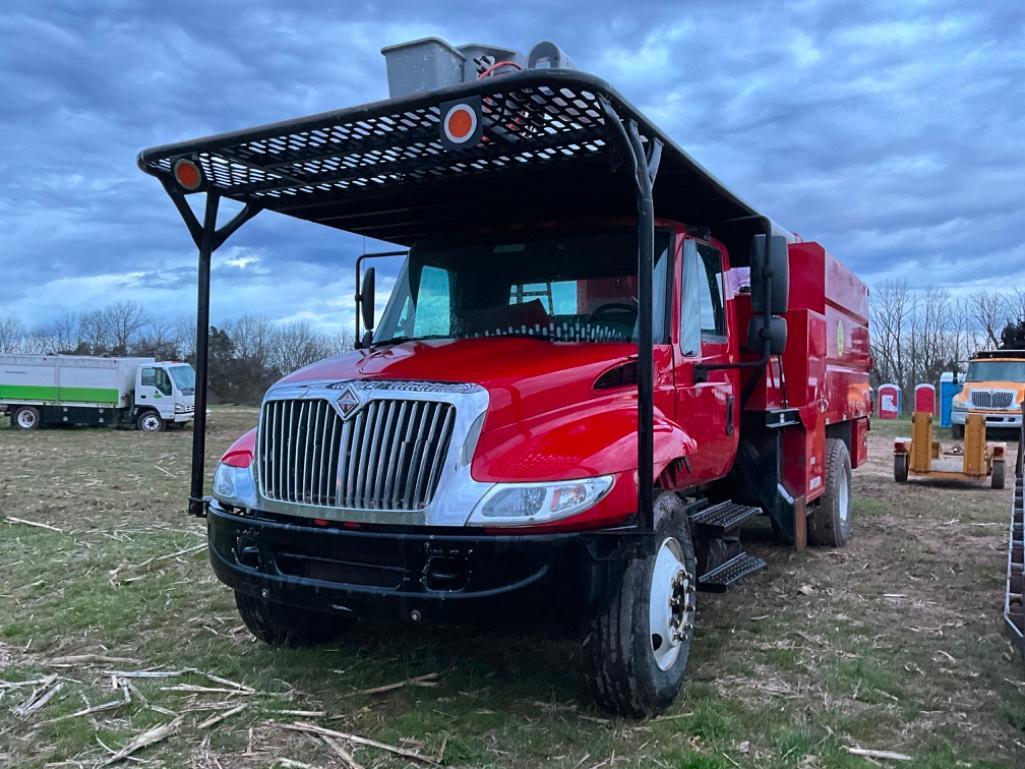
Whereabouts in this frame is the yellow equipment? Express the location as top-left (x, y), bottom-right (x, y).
top-left (894, 411), bottom-right (1006, 489)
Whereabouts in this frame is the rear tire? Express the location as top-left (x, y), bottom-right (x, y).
top-left (992, 461), bottom-right (1005, 490)
top-left (582, 490), bottom-right (697, 718)
top-left (809, 439), bottom-right (853, 547)
top-left (136, 411), bottom-right (165, 432)
top-left (894, 453), bottom-right (909, 483)
top-left (13, 406), bottom-right (41, 431)
top-left (952, 424), bottom-right (964, 440)
top-left (234, 591), bottom-right (348, 647)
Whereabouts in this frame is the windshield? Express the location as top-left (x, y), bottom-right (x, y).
top-left (966, 360), bottom-right (1025, 382)
top-left (168, 364), bottom-right (196, 395)
top-left (374, 229), bottom-right (671, 345)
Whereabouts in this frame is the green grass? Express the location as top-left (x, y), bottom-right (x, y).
top-left (0, 407), bottom-right (1022, 767)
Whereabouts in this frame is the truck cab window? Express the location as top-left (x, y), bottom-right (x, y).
top-left (141, 367), bottom-right (172, 396)
top-left (697, 244), bottom-right (725, 336)
top-left (375, 229), bottom-right (670, 345)
top-left (680, 241), bottom-right (726, 355)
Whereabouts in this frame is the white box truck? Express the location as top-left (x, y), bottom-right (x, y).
top-left (0, 354), bottom-right (196, 432)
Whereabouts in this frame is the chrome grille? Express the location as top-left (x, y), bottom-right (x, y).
top-left (971, 391), bottom-right (1015, 409)
top-left (258, 398), bottom-right (456, 511)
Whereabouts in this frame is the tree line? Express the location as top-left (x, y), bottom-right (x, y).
top-left (3, 285), bottom-right (1024, 407)
top-left (871, 284), bottom-right (1025, 402)
top-left (0, 301), bottom-right (354, 405)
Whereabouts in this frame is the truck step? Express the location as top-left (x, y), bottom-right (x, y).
top-left (689, 501), bottom-right (762, 536)
top-left (697, 552), bottom-right (767, 593)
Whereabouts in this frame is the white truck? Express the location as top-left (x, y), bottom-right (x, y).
top-left (0, 354), bottom-right (196, 432)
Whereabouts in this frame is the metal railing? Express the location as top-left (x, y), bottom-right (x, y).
top-left (1004, 400), bottom-right (1025, 658)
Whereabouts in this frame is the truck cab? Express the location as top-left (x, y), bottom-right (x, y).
top-left (951, 350), bottom-right (1025, 438)
top-left (133, 361), bottom-right (197, 431)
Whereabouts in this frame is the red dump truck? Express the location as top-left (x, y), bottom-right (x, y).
top-left (139, 38), bottom-right (871, 716)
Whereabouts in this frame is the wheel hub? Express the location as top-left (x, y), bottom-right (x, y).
top-left (649, 538), bottom-right (696, 671)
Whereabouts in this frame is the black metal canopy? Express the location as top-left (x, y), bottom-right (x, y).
top-left (138, 70), bottom-right (770, 262)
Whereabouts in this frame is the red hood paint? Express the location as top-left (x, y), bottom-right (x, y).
top-left (279, 337), bottom-right (641, 430)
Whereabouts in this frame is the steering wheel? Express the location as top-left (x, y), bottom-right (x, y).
top-left (589, 302), bottom-right (638, 324)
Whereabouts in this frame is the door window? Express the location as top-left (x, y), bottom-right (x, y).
top-left (681, 241), bottom-right (726, 355)
top-left (697, 244), bottom-right (725, 336)
top-left (141, 367), bottom-right (172, 396)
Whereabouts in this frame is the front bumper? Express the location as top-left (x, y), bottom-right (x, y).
top-left (207, 503), bottom-right (638, 624)
top-left (951, 409), bottom-right (1022, 428)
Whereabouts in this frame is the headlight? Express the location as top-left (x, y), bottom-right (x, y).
top-left (174, 404), bottom-right (185, 413)
top-left (212, 462), bottom-right (257, 509)
top-left (952, 400), bottom-right (969, 411)
top-left (467, 475), bottom-right (614, 527)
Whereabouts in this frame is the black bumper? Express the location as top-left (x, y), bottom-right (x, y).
top-left (207, 505), bottom-right (639, 624)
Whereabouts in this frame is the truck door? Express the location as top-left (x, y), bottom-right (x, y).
top-left (137, 366), bottom-right (174, 418)
top-left (675, 238), bottom-right (738, 481)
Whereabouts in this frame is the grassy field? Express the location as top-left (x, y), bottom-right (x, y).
top-left (1, 409), bottom-right (1023, 768)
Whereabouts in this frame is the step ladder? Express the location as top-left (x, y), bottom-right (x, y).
top-left (688, 500), bottom-right (767, 592)
top-left (698, 552), bottom-right (767, 593)
top-left (688, 501), bottom-right (762, 537)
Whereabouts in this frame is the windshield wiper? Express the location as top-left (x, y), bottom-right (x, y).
top-left (368, 335), bottom-right (450, 348)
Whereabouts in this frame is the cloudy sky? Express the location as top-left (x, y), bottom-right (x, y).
top-left (2, 0), bottom-right (1023, 336)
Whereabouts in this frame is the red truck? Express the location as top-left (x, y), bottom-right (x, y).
top-left (139, 38), bottom-right (871, 717)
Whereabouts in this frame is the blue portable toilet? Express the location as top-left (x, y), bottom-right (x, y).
top-left (939, 371), bottom-right (962, 427)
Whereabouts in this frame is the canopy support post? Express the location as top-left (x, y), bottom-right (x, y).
top-left (160, 181), bottom-right (261, 516)
top-left (600, 99), bottom-right (663, 543)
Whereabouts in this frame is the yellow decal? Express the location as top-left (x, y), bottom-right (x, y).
top-left (836, 321), bottom-right (845, 357)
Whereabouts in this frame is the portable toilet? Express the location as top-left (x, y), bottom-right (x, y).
top-left (939, 372), bottom-right (961, 428)
top-left (878, 383), bottom-right (901, 419)
top-left (914, 383), bottom-right (936, 416)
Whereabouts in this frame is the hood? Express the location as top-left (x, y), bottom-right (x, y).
top-left (277, 337), bottom-right (641, 429)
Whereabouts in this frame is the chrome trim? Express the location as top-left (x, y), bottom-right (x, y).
top-left (970, 389), bottom-right (1017, 409)
top-left (255, 379), bottom-right (492, 526)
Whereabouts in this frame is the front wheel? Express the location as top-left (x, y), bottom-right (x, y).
top-left (12, 406), bottom-right (41, 430)
top-left (952, 424), bottom-right (964, 440)
top-left (235, 591), bottom-right (349, 647)
top-left (136, 411), bottom-right (165, 432)
top-left (583, 490), bottom-right (697, 718)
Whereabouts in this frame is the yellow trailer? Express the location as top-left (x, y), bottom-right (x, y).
top-left (894, 411), bottom-right (1006, 489)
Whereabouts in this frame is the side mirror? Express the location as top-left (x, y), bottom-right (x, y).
top-left (750, 234), bottom-right (789, 316)
top-left (747, 316), bottom-right (787, 355)
top-left (360, 267), bottom-right (376, 335)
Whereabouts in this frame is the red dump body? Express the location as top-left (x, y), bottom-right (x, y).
top-left (739, 241), bottom-right (871, 503)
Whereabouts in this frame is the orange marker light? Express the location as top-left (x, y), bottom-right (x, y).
top-left (173, 158), bottom-right (202, 191)
top-left (443, 104), bottom-right (478, 144)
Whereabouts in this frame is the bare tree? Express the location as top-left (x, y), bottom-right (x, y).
top-left (0, 316), bottom-right (25, 352)
top-left (227, 315), bottom-right (275, 362)
top-left (270, 321), bottom-right (332, 374)
top-left (870, 280), bottom-right (913, 391)
top-left (35, 312), bottom-right (83, 354)
top-left (971, 290), bottom-right (1010, 348)
top-left (102, 301), bottom-right (147, 354)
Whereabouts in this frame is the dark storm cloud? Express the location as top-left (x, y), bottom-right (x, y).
top-left (0, 0), bottom-right (1022, 329)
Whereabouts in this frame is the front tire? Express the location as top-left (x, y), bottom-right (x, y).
top-left (12, 406), bottom-right (41, 430)
top-left (583, 490), bottom-right (697, 718)
top-left (809, 439), bottom-right (853, 547)
top-left (235, 591), bottom-right (348, 647)
top-left (952, 424), bottom-right (964, 440)
top-left (136, 411), bottom-right (165, 432)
